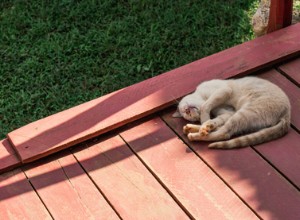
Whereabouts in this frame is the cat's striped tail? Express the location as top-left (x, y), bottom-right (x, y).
top-left (208, 118), bottom-right (290, 149)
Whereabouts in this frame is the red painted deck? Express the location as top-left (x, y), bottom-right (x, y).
top-left (1, 23), bottom-right (300, 219)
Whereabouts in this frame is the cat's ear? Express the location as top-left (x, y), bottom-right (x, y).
top-left (172, 110), bottom-right (182, 118)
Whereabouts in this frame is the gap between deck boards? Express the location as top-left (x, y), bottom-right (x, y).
top-left (5, 23), bottom-right (300, 165)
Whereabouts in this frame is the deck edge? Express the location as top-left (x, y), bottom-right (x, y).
top-left (6, 23), bottom-right (300, 165)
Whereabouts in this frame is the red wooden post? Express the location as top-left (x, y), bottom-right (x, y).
top-left (267, 0), bottom-right (293, 33)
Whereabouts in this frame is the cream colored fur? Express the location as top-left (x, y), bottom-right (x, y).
top-left (175, 77), bottom-right (291, 149)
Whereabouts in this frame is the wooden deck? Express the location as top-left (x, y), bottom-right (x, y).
top-left (1, 23), bottom-right (300, 219)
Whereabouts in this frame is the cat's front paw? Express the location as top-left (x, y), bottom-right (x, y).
top-left (183, 125), bottom-right (190, 135)
top-left (183, 124), bottom-right (200, 135)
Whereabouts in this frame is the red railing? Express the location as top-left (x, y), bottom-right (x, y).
top-left (267, 0), bottom-right (293, 33)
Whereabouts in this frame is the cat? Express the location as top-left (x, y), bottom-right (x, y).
top-left (173, 76), bottom-right (291, 149)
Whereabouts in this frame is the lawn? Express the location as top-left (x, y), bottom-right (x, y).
top-left (0, 0), bottom-right (258, 139)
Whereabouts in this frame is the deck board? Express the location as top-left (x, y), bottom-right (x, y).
top-left (7, 23), bottom-right (300, 164)
top-left (23, 152), bottom-right (119, 219)
top-left (0, 22), bottom-right (300, 220)
top-left (0, 169), bottom-right (51, 219)
top-left (0, 139), bottom-right (21, 173)
top-left (278, 57), bottom-right (300, 86)
top-left (120, 117), bottom-right (258, 219)
top-left (161, 110), bottom-right (300, 220)
top-left (255, 128), bottom-right (300, 189)
top-left (259, 69), bottom-right (300, 130)
top-left (55, 152), bottom-right (119, 219)
top-left (72, 135), bottom-right (189, 219)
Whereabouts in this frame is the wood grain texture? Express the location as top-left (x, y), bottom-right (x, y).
top-left (255, 129), bottom-right (300, 189)
top-left (120, 117), bottom-right (258, 220)
top-left (24, 152), bottom-right (119, 219)
top-left (0, 169), bottom-right (51, 220)
top-left (278, 57), bottom-right (300, 86)
top-left (267, 0), bottom-right (293, 33)
top-left (162, 110), bottom-right (300, 220)
top-left (259, 69), bottom-right (300, 130)
top-left (7, 23), bottom-right (300, 163)
top-left (0, 139), bottom-right (21, 173)
top-left (72, 135), bottom-right (189, 220)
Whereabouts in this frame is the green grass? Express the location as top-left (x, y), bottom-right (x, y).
top-left (0, 0), bottom-right (258, 139)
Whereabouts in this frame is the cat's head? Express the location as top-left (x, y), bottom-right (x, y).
top-left (172, 94), bottom-right (203, 122)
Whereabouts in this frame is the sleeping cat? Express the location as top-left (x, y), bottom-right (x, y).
top-left (173, 77), bottom-right (291, 149)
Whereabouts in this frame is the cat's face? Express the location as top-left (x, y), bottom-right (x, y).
top-left (173, 95), bottom-right (203, 122)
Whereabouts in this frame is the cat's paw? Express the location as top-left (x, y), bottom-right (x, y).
top-left (199, 129), bottom-right (209, 137)
top-left (183, 125), bottom-right (190, 135)
top-left (187, 133), bottom-right (196, 141)
top-left (199, 121), bottom-right (216, 136)
top-left (183, 124), bottom-right (200, 135)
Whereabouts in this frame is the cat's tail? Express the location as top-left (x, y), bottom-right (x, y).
top-left (208, 118), bottom-right (290, 149)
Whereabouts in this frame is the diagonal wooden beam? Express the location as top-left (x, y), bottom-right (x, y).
top-left (6, 23), bottom-right (300, 164)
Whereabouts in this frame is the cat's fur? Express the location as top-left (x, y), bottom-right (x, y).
top-left (174, 77), bottom-right (291, 149)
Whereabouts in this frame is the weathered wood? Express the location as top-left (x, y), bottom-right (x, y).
top-left (0, 169), bottom-right (51, 219)
top-left (161, 110), bottom-right (300, 220)
top-left (57, 152), bottom-right (119, 219)
top-left (7, 23), bottom-right (300, 163)
top-left (0, 139), bottom-right (21, 173)
top-left (24, 152), bottom-right (119, 219)
top-left (72, 135), bottom-right (189, 219)
top-left (278, 57), bottom-right (300, 86)
top-left (120, 118), bottom-right (258, 219)
top-left (255, 128), bottom-right (300, 189)
top-left (267, 0), bottom-right (293, 33)
top-left (259, 69), bottom-right (300, 130)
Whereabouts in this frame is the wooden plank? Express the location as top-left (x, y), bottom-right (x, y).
top-left (255, 129), bottom-right (300, 189)
top-left (259, 69), bottom-right (300, 130)
top-left (120, 118), bottom-right (258, 220)
top-left (7, 23), bottom-right (300, 163)
top-left (278, 57), bottom-right (300, 86)
top-left (72, 135), bottom-right (189, 220)
top-left (24, 152), bottom-right (119, 219)
top-left (0, 169), bottom-right (51, 219)
top-left (56, 152), bottom-right (119, 219)
top-left (0, 139), bottom-right (21, 173)
top-left (162, 110), bottom-right (300, 220)
top-left (267, 0), bottom-right (293, 33)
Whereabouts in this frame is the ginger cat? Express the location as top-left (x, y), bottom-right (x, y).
top-left (173, 77), bottom-right (291, 149)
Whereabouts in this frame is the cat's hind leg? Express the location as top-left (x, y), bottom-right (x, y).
top-left (188, 107), bottom-right (265, 143)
